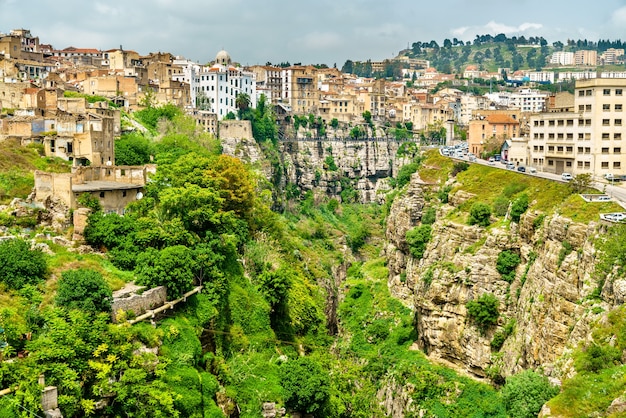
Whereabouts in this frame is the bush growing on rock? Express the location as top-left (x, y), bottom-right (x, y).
top-left (497, 250), bottom-right (521, 283)
top-left (466, 293), bottom-right (499, 332)
top-left (510, 193), bottom-right (529, 222)
top-left (406, 225), bottom-right (432, 259)
top-left (55, 269), bottom-right (112, 313)
top-left (469, 202), bottom-right (492, 227)
top-left (502, 370), bottom-right (559, 418)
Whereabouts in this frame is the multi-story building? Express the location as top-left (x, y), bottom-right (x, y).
top-left (550, 51), bottom-right (574, 66)
top-left (190, 50), bottom-right (256, 119)
top-left (486, 89), bottom-right (547, 113)
top-left (281, 65), bottom-right (318, 114)
top-left (600, 48), bottom-right (625, 65)
top-left (574, 50), bottom-right (598, 66)
top-left (467, 113), bottom-right (520, 156)
top-left (528, 78), bottom-right (626, 176)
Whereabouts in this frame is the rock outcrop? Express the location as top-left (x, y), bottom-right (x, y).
top-left (385, 180), bottom-right (608, 380)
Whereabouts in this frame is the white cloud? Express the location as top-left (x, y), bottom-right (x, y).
top-left (289, 32), bottom-right (343, 51)
top-left (611, 6), bottom-right (626, 25)
top-left (451, 20), bottom-right (543, 40)
top-left (94, 2), bottom-right (121, 17)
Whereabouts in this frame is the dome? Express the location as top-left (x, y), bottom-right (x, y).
top-left (215, 50), bottom-right (231, 66)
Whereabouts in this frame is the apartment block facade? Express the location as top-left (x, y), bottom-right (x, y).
top-left (528, 78), bottom-right (626, 176)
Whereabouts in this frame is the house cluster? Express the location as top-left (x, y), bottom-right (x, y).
top-left (2, 28), bottom-right (626, 185)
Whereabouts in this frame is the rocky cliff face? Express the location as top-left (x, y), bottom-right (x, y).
top-left (385, 177), bottom-right (609, 380)
top-left (220, 136), bottom-right (415, 203)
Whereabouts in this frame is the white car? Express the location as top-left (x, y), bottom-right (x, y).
top-left (561, 173), bottom-right (573, 181)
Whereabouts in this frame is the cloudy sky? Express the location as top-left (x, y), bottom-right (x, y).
top-left (1, 0), bottom-right (625, 66)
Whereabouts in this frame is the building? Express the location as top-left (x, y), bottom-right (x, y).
top-left (550, 51), bottom-right (574, 66)
top-left (600, 48), bottom-right (625, 65)
top-left (574, 50), bottom-right (598, 66)
top-left (528, 78), bottom-right (626, 176)
top-left (190, 50), bottom-right (256, 119)
top-left (485, 88), bottom-right (547, 113)
top-left (467, 113), bottom-right (520, 156)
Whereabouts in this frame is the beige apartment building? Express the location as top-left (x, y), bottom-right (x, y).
top-left (528, 78), bottom-right (626, 176)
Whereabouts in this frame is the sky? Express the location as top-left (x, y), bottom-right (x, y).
top-left (1, 0), bottom-right (626, 66)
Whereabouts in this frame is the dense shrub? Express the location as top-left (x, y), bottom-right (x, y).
top-left (496, 250), bottom-right (521, 282)
top-left (451, 161), bottom-right (469, 176)
top-left (0, 238), bottom-right (47, 290)
top-left (396, 162), bottom-right (420, 188)
top-left (135, 246), bottom-right (196, 298)
top-left (55, 269), bottom-right (113, 313)
top-left (503, 182), bottom-right (527, 198)
top-left (493, 195), bottom-right (510, 217)
top-left (405, 225), bottom-right (432, 259)
top-left (280, 357), bottom-right (330, 415)
top-left (575, 343), bottom-right (622, 373)
top-left (438, 185), bottom-right (452, 203)
top-left (115, 133), bottom-right (154, 165)
top-left (502, 370), bottom-right (559, 418)
top-left (469, 202), bottom-right (492, 227)
top-left (466, 293), bottom-right (499, 332)
top-left (421, 207), bottom-right (436, 225)
top-left (510, 193), bottom-right (529, 222)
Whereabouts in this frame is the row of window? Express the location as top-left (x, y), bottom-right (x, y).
top-left (534, 132), bottom-right (622, 140)
top-left (578, 88), bottom-right (624, 96)
top-left (533, 145), bottom-right (622, 153)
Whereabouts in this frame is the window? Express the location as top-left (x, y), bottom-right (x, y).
top-left (602, 162), bottom-right (609, 168)
top-left (549, 133), bottom-right (555, 139)
top-left (617, 104), bottom-right (623, 111)
top-left (100, 192), bottom-right (105, 198)
top-left (585, 147), bottom-right (591, 153)
top-left (616, 133), bottom-right (622, 140)
top-left (578, 147), bottom-right (583, 153)
top-left (566, 161), bottom-right (572, 167)
top-left (557, 146), bottom-right (564, 152)
top-left (578, 105), bottom-right (585, 112)
top-left (586, 119), bottom-right (591, 126)
top-left (578, 90), bottom-right (585, 97)
top-left (540, 146), bottom-right (544, 151)
top-left (566, 146), bottom-right (573, 152)
top-left (586, 104), bottom-right (592, 111)
top-left (549, 120), bottom-right (555, 126)
top-left (557, 120), bottom-right (564, 126)
top-left (602, 147), bottom-right (609, 154)
top-left (534, 146), bottom-right (539, 151)
top-left (585, 161), bottom-right (590, 168)
top-left (577, 161), bottom-right (583, 168)
top-left (548, 146), bottom-right (555, 152)
top-left (586, 89), bottom-right (592, 96)
top-left (567, 119), bottom-right (574, 126)
top-left (616, 119), bottom-right (622, 126)
top-left (122, 191), bottom-right (127, 197)
top-left (603, 104), bottom-right (611, 111)
top-left (615, 148), bottom-right (621, 154)
top-left (604, 89), bottom-right (611, 96)
top-left (603, 133), bottom-right (610, 139)
top-left (558, 133), bottom-right (564, 139)
top-left (615, 162), bottom-right (622, 168)
top-left (603, 119), bottom-right (610, 126)
top-left (567, 133), bottom-right (573, 139)
top-left (617, 89), bottom-right (623, 96)
top-left (548, 160), bottom-right (554, 166)
top-left (579, 133), bottom-right (584, 139)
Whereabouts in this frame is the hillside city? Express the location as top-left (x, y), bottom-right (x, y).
top-left (2, 28), bottom-right (626, 184)
top-left (3, 27), bottom-right (626, 418)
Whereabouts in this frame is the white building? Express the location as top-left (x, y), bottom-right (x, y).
top-left (485, 88), bottom-right (547, 113)
top-left (557, 71), bottom-right (597, 82)
top-left (190, 50), bottom-right (256, 118)
top-left (550, 51), bottom-right (574, 66)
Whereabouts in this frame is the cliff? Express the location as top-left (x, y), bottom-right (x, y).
top-left (220, 135), bottom-right (416, 203)
top-left (384, 175), bottom-right (610, 381)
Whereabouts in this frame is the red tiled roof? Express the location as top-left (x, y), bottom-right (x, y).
top-left (486, 114), bottom-right (519, 124)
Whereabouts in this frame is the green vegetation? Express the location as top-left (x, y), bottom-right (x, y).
top-left (469, 202), bottom-right (492, 227)
top-left (502, 370), bottom-right (559, 418)
top-left (466, 293), bottom-right (500, 333)
top-left (55, 269), bottom-right (112, 313)
top-left (496, 250), bottom-right (521, 283)
top-left (0, 238), bottom-right (47, 290)
top-left (406, 225), bottom-right (432, 259)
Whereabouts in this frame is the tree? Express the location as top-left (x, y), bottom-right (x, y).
top-left (510, 193), bottom-right (529, 222)
top-left (280, 357), bottom-right (331, 415)
top-left (235, 93), bottom-right (251, 119)
top-left (496, 250), bottom-right (521, 282)
top-left (55, 269), bottom-right (113, 313)
top-left (469, 202), bottom-right (492, 227)
top-left (466, 293), bottom-right (499, 332)
top-left (569, 173), bottom-right (592, 193)
top-left (501, 370), bottom-right (559, 418)
top-left (406, 225), bottom-right (432, 259)
top-left (115, 132), bottom-right (153, 165)
top-left (135, 246), bottom-right (196, 298)
top-left (0, 239), bottom-right (47, 290)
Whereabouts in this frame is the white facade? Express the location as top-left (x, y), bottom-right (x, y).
top-left (485, 89), bottom-right (547, 113)
top-left (190, 50), bottom-right (256, 119)
top-left (550, 51), bottom-right (574, 66)
top-left (528, 71), bottom-right (555, 83)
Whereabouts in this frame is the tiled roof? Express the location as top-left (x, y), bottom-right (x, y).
top-left (486, 114), bottom-right (519, 124)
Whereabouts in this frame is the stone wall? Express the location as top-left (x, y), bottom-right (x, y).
top-left (111, 285), bottom-right (167, 322)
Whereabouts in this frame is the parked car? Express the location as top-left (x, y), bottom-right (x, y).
top-left (517, 166), bottom-right (526, 173)
top-left (494, 155), bottom-right (501, 162)
top-left (506, 163), bottom-right (516, 170)
top-left (561, 173), bottom-right (573, 181)
top-left (488, 157), bottom-right (495, 163)
top-left (528, 167), bottom-right (537, 174)
top-left (597, 195), bottom-right (611, 201)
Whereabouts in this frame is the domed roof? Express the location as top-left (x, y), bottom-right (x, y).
top-left (215, 50), bottom-right (231, 66)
